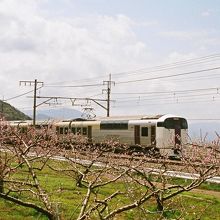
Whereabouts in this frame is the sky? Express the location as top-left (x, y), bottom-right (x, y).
top-left (0, 0), bottom-right (220, 125)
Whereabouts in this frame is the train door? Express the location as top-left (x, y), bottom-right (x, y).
top-left (134, 125), bottom-right (140, 145)
top-left (88, 126), bottom-right (92, 142)
top-left (175, 125), bottom-right (181, 145)
top-left (151, 126), bottom-right (156, 146)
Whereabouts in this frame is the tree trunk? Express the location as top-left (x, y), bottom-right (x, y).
top-left (0, 178), bottom-right (3, 193)
top-left (156, 195), bottom-right (164, 212)
top-left (76, 174), bottom-right (83, 187)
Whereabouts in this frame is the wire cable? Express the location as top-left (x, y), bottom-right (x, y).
top-left (4, 86), bottom-right (43, 102)
top-left (116, 66), bottom-right (220, 84)
top-left (45, 53), bottom-right (220, 86)
top-left (44, 83), bottom-right (103, 88)
top-left (112, 87), bottom-right (220, 95)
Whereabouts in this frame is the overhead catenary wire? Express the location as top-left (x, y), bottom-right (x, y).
top-left (116, 66), bottom-right (220, 84)
top-left (112, 86), bottom-right (220, 95)
top-left (44, 53), bottom-right (220, 86)
top-left (114, 93), bottom-right (220, 103)
top-left (44, 83), bottom-right (103, 88)
top-left (111, 53), bottom-right (220, 78)
top-left (43, 66), bottom-right (220, 89)
top-left (139, 73), bottom-right (220, 84)
top-left (112, 97), bottom-right (220, 108)
top-left (4, 86), bottom-right (43, 102)
top-left (4, 53), bottom-right (220, 116)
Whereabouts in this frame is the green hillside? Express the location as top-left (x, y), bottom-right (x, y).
top-left (0, 100), bottom-right (31, 121)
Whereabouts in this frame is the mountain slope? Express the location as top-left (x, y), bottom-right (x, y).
top-left (0, 100), bottom-right (31, 121)
top-left (24, 108), bottom-right (82, 120)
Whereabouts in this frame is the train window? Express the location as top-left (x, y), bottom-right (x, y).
top-left (56, 127), bottom-right (59, 134)
top-left (164, 118), bottom-right (188, 129)
top-left (82, 127), bottom-right (87, 135)
top-left (100, 120), bottom-right (128, 130)
top-left (151, 126), bottom-right (156, 136)
top-left (71, 127), bottom-right (76, 134)
top-left (157, 122), bottom-right (164, 127)
top-left (64, 127), bottom-right (69, 134)
top-left (59, 127), bottom-right (64, 134)
top-left (76, 127), bottom-right (81, 134)
top-left (141, 127), bottom-right (148, 137)
top-left (181, 119), bottom-right (188, 129)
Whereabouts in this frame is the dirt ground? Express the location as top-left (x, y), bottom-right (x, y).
top-left (191, 188), bottom-right (220, 199)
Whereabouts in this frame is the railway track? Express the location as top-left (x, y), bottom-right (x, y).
top-left (1, 146), bottom-right (220, 183)
top-left (73, 149), bottom-right (220, 170)
top-left (1, 142), bottom-right (220, 168)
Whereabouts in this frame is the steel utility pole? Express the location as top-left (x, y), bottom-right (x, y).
top-left (103, 74), bottom-right (115, 117)
top-left (19, 79), bottom-right (44, 127)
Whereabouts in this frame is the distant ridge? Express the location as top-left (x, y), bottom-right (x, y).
top-left (24, 107), bottom-right (82, 120)
top-left (0, 100), bottom-right (31, 121)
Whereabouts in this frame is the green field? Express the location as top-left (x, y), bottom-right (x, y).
top-left (0, 158), bottom-right (220, 220)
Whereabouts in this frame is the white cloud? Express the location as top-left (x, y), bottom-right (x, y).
top-left (201, 9), bottom-right (217, 17)
top-left (0, 0), bottom-right (219, 120)
top-left (201, 11), bottom-right (210, 17)
top-left (160, 30), bottom-right (207, 40)
top-left (0, 0), bottom-right (151, 113)
top-left (165, 52), bottom-right (197, 63)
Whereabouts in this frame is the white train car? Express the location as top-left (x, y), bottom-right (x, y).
top-left (8, 120), bottom-right (33, 133)
top-left (55, 114), bottom-right (188, 158)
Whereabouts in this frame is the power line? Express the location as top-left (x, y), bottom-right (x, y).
top-left (114, 93), bottom-right (220, 103)
top-left (4, 90), bottom-right (34, 101)
top-left (44, 53), bottom-right (220, 86)
top-left (112, 87), bottom-right (220, 95)
top-left (45, 75), bottom-right (106, 86)
top-left (116, 66), bottom-right (220, 84)
top-left (4, 86), bottom-right (43, 102)
top-left (111, 53), bottom-right (220, 78)
top-left (157, 73), bottom-right (220, 83)
top-left (44, 83), bottom-right (103, 88)
top-left (28, 95), bottom-right (111, 117)
top-left (112, 97), bottom-right (220, 108)
top-left (43, 65), bottom-right (220, 90)
top-left (4, 54), bottom-right (220, 118)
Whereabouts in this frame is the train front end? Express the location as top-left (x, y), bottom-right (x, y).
top-left (156, 115), bottom-right (188, 158)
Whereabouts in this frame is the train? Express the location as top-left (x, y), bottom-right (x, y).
top-left (8, 114), bottom-right (188, 158)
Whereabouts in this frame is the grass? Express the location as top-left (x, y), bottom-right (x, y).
top-left (166, 176), bottom-right (220, 191)
top-left (0, 159), bottom-right (220, 219)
